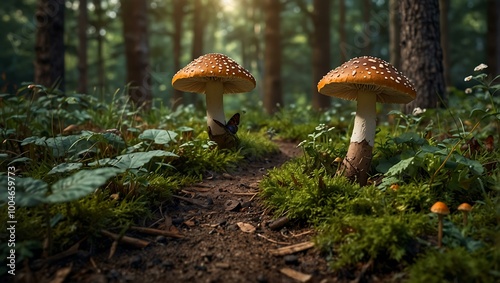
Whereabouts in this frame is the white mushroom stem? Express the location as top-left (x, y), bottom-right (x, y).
top-left (205, 80), bottom-right (226, 136)
top-left (351, 92), bottom-right (377, 146)
top-left (341, 92), bottom-right (377, 186)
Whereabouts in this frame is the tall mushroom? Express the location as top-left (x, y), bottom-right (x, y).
top-left (317, 56), bottom-right (416, 186)
top-left (430, 201), bottom-right (450, 248)
top-left (172, 53), bottom-right (256, 149)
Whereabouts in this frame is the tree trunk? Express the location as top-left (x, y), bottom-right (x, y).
top-left (362, 0), bottom-right (372, 55)
top-left (93, 0), bottom-right (105, 97)
top-left (389, 0), bottom-right (400, 69)
top-left (121, 0), bottom-right (152, 109)
top-left (77, 0), bottom-right (88, 94)
top-left (171, 0), bottom-right (185, 109)
top-left (487, 0), bottom-right (500, 77)
top-left (188, 0), bottom-right (204, 106)
top-left (400, 0), bottom-right (446, 113)
top-left (311, 0), bottom-right (331, 110)
top-left (439, 0), bottom-right (451, 89)
top-left (338, 0), bottom-right (347, 62)
top-left (34, 0), bottom-right (65, 90)
top-left (263, 0), bottom-right (283, 114)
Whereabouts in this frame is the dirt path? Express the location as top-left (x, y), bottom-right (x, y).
top-left (27, 141), bottom-right (337, 283)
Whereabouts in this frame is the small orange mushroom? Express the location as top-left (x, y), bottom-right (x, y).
top-left (430, 201), bottom-right (450, 248)
top-left (457, 203), bottom-right (472, 226)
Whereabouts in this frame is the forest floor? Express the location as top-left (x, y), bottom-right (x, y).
top-left (16, 141), bottom-right (370, 283)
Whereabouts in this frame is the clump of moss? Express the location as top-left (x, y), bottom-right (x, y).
top-left (407, 247), bottom-right (497, 283)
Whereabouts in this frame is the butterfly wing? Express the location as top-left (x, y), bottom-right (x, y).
top-left (226, 113), bottom-right (240, 134)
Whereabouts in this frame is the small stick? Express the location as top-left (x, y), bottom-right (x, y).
top-left (280, 267), bottom-right (312, 283)
top-left (130, 226), bottom-right (184, 239)
top-left (268, 216), bottom-right (290, 230)
top-left (257, 233), bottom-right (291, 245)
top-left (172, 195), bottom-right (209, 208)
top-left (269, 241), bottom-right (315, 256)
top-left (101, 230), bottom-right (150, 248)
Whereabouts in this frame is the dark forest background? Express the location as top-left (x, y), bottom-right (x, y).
top-left (1, 0), bottom-right (498, 113)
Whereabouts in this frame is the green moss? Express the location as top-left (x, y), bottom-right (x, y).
top-left (407, 247), bottom-right (498, 283)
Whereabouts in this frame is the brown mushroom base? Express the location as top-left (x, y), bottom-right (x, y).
top-left (339, 140), bottom-right (373, 186)
top-left (208, 127), bottom-right (239, 150)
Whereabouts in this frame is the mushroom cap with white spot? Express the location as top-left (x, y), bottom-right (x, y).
top-left (317, 56), bottom-right (417, 104)
top-left (172, 53), bottom-right (256, 94)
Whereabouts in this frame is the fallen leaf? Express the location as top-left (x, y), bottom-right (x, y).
top-left (236, 222), bottom-right (256, 233)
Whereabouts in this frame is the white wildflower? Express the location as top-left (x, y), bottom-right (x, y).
top-left (474, 63), bottom-right (488, 72)
top-left (412, 107), bottom-right (426, 116)
top-left (465, 88), bottom-right (473, 94)
top-left (464, 75), bottom-right (473, 82)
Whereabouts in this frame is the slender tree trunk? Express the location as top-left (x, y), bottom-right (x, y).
top-left (34, 0), bottom-right (65, 90)
top-left (263, 0), bottom-right (283, 114)
top-left (439, 0), bottom-right (451, 89)
top-left (171, 0), bottom-right (185, 109)
top-left (400, 0), bottom-right (446, 113)
top-left (77, 0), bottom-right (88, 94)
top-left (188, 0), bottom-right (204, 106)
top-left (362, 0), bottom-right (372, 55)
top-left (311, 0), bottom-right (331, 110)
top-left (339, 0), bottom-right (347, 62)
top-left (121, 0), bottom-right (152, 109)
top-left (487, 0), bottom-right (500, 77)
top-left (93, 0), bottom-right (104, 97)
top-left (389, 0), bottom-right (400, 69)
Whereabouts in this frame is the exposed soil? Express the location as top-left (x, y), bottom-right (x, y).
top-left (14, 141), bottom-right (345, 283)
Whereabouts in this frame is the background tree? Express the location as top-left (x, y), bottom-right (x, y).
top-left (93, 0), bottom-right (105, 96)
top-left (400, 0), bottom-right (446, 113)
top-left (121, 0), bottom-right (152, 109)
top-left (440, 0), bottom-right (451, 89)
top-left (171, 0), bottom-right (186, 109)
top-left (487, 0), bottom-right (500, 78)
top-left (34, 0), bottom-right (65, 90)
top-left (389, 0), bottom-right (400, 69)
top-left (338, 0), bottom-right (347, 63)
top-left (311, 0), bottom-right (331, 110)
top-left (263, 0), bottom-right (283, 114)
top-left (77, 0), bottom-right (88, 94)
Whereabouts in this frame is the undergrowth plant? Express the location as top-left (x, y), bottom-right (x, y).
top-left (259, 64), bottom-right (499, 281)
top-left (0, 84), bottom-right (279, 275)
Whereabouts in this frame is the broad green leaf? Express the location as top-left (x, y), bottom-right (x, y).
top-left (0, 176), bottom-right (48, 207)
top-left (394, 132), bottom-right (426, 146)
top-left (386, 157), bottom-right (415, 176)
top-left (46, 167), bottom-right (122, 203)
top-left (90, 150), bottom-right (178, 170)
top-left (139, 129), bottom-right (178, 145)
top-left (48, 162), bottom-right (83, 174)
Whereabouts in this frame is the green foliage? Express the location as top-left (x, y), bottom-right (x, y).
top-left (316, 214), bottom-right (429, 270)
top-left (407, 247), bottom-right (498, 283)
top-left (259, 66), bottom-right (499, 281)
top-left (0, 82), bottom-right (279, 273)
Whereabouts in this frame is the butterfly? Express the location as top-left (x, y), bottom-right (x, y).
top-left (213, 113), bottom-right (240, 135)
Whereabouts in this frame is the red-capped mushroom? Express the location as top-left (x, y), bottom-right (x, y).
top-left (172, 53), bottom-right (255, 149)
top-left (317, 56), bottom-right (416, 186)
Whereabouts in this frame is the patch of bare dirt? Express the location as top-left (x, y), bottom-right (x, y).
top-left (15, 141), bottom-right (345, 283)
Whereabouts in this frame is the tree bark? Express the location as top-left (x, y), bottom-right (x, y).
top-left (311, 0), bottom-right (331, 111)
top-left (338, 0), bottom-right (347, 62)
top-left (487, 0), bottom-right (500, 77)
top-left (171, 0), bottom-right (186, 109)
top-left (400, 0), bottom-right (446, 113)
top-left (187, 0), bottom-right (204, 106)
top-left (389, 0), bottom-right (400, 69)
top-left (77, 0), bottom-right (88, 94)
top-left (439, 0), bottom-right (451, 89)
top-left (93, 0), bottom-right (104, 96)
top-left (263, 0), bottom-right (283, 114)
top-left (121, 0), bottom-right (152, 109)
top-left (34, 0), bottom-right (65, 90)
